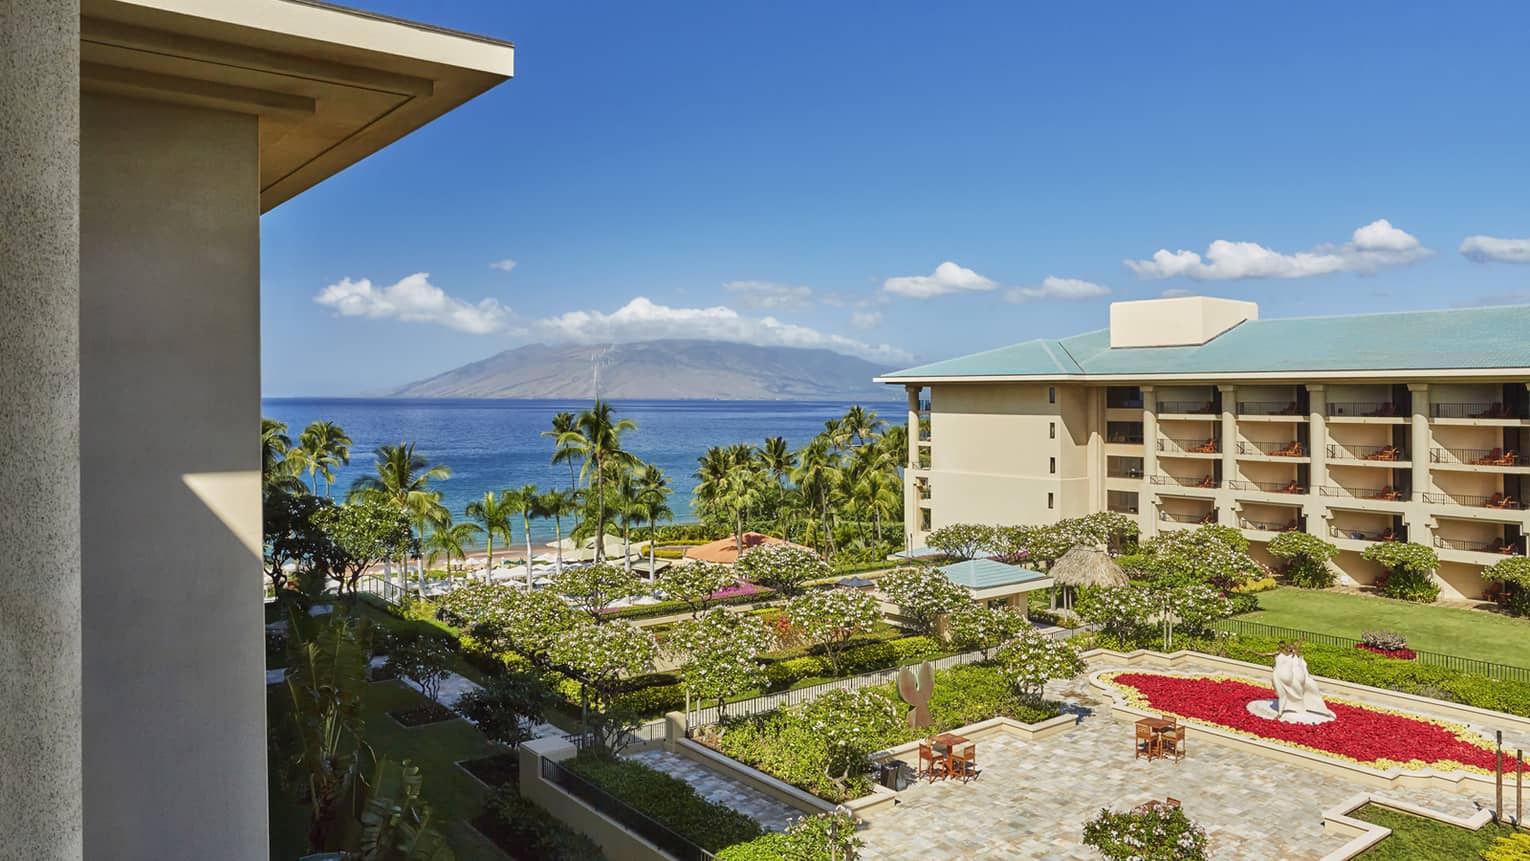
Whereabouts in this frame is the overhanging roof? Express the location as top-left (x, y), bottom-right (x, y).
top-left (82, 0), bottom-right (515, 212)
top-left (879, 305), bottom-right (1530, 383)
top-left (937, 559), bottom-right (1051, 591)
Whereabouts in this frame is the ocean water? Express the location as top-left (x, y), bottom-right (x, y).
top-left (261, 398), bottom-right (902, 544)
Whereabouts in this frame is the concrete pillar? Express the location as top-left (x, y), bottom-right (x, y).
top-left (906, 385), bottom-right (920, 468)
top-left (1307, 384), bottom-right (1328, 530)
top-left (1218, 383), bottom-right (1238, 492)
top-left (80, 95), bottom-right (267, 859)
top-left (1409, 383), bottom-right (1431, 500)
top-left (0, 3), bottom-right (83, 858)
top-left (1140, 386), bottom-right (1159, 536)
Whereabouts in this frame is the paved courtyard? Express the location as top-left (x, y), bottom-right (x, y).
top-left (628, 749), bottom-right (801, 832)
top-left (856, 670), bottom-right (1502, 861)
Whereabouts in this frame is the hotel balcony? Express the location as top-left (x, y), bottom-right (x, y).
top-left (1328, 523), bottom-right (1404, 543)
top-left (1419, 490), bottom-right (1527, 511)
top-left (1161, 508), bottom-right (1217, 527)
top-left (1429, 446), bottom-right (1528, 471)
top-left (1431, 402), bottom-right (1530, 425)
top-left (1327, 443), bottom-right (1410, 467)
top-left (1226, 478), bottom-right (1308, 496)
top-left (1107, 490), bottom-right (1140, 515)
top-left (1106, 422), bottom-right (1145, 445)
top-left (1434, 534), bottom-right (1525, 556)
top-left (1156, 399), bottom-right (1217, 416)
top-left (1239, 514), bottom-right (1305, 536)
top-left (1150, 473), bottom-right (1220, 491)
top-left (1158, 436), bottom-right (1221, 456)
top-left (1237, 439), bottom-right (1309, 460)
top-left (1325, 401), bottom-right (1406, 422)
top-left (1318, 483), bottom-right (1408, 502)
top-left (1107, 456), bottom-right (1144, 480)
top-left (1237, 400), bottom-right (1308, 420)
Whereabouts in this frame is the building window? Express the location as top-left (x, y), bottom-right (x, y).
top-left (1049, 421), bottom-right (1056, 439)
top-left (1047, 492), bottom-right (1055, 510)
top-left (1049, 457), bottom-right (1056, 474)
top-left (1048, 386), bottom-right (1056, 404)
top-left (1107, 386), bottom-right (1144, 409)
top-left (1107, 421), bottom-right (1144, 444)
top-left (1107, 490), bottom-right (1140, 514)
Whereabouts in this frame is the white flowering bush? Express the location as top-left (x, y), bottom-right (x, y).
top-left (1082, 805), bottom-right (1210, 861)
top-left (550, 621), bottom-right (656, 698)
top-left (1076, 585), bottom-right (1156, 646)
top-left (926, 523), bottom-right (996, 560)
top-left (875, 566), bottom-right (972, 635)
top-left (655, 562), bottom-right (739, 617)
top-left (995, 625), bottom-right (1086, 704)
top-left (437, 582), bottom-right (581, 667)
top-left (1138, 525), bottom-right (1260, 588)
top-left (787, 589), bottom-right (880, 674)
top-left (736, 543), bottom-right (830, 596)
top-left (668, 610), bottom-right (773, 717)
top-left (551, 562), bottom-right (642, 621)
top-left (946, 603), bottom-right (1027, 659)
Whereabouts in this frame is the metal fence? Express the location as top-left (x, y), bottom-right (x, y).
top-left (1213, 618), bottom-right (1530, 684)
top-left (562, 719), bottom-right (667, 754)
top-left (359, 574), bottom-right (408, 607)
top-left (686, 648), bottom-right (989, 729)
top-left (540, 757), bottom-right (717, 861)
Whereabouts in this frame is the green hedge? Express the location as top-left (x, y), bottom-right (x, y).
top-left (602, 589), bottom-right (774, 622)
top-left (480, 789), bottom-right (605, 860)
top-left (562, 754), bottom-right (761, 852)
top-left (715, 833), bottom-right (793, 860)
top-left (1218, 637), bottom-right (1530, 719)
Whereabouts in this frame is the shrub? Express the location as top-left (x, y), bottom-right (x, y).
top-left (1361, 630), bottom-right (1408, 651)
top-left (737, 543), bottom-right (830, 597)
top-left (1082, 806), bottom-right (1210, 861)
top-left (1481, 832), bottom-right (1530, 861)
top-left (1362, 542), bottom-right (1441, 602)
top-left (455, 672), bottom-right (555, 749)
top-left (1227, 593), bottom-right (1261, 615)
top-left (1383, 568), bottom-right (1442, 604)
top-left (1484, 557), bottom-right (1530, 618)
top-left (1232, 576), bottom-right (1279, 594)
top-left (480, 788), bottom-right (606, 861)
top-left (876, 566), bottom-right (973, 635)
top-left (1268, 531), bottom-right (1340, 589)
top-left (563, 754), bottom-right (762, 851)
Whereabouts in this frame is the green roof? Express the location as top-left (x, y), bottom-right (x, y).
top-left (882, 304), bottom-right (1530, 379)
top-left (936, 559), bottom-right (1050, 590)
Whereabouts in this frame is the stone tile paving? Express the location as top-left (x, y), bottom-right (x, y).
top-left (858, 665), bottom-right (1508, 861)
top-left (627, 749), bottom-right (800, 833)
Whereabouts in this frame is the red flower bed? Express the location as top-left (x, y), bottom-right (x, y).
top-left (1355, 643), bottom-right (1417, 660)
top-left (1105, 672), bottom-right (1527, 775)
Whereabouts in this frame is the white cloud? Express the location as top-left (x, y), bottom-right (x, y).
top-left (489, 258), bottom-right (518, 272)
top-left (1460, 235), bottom-right (1530, 264)
top-left (538, 297), bottom-right (911, 363)
top-left (314, 272), bottom-right (511, 335)
top-left (882, 261), bottom-right (997, 298)
top-left (1124, 219), bottom-right (1433, 281)
top-left (849, 310), bottom-right (883, 329)
top-left (1004, 276), bottom-right (1110, 304)
top-left (722, 280), bottom-right (814, 310)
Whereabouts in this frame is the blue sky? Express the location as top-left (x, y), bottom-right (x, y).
top-left (261, 1), bottom-right (1530, 396)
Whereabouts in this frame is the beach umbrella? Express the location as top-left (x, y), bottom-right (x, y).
top-left (836, 576), bottom-right (875, 589)
top-left (1048, 545), bottom-right (1127, 611)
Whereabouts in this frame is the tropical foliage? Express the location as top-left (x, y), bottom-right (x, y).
top-left (995, 625), bottom-right (1086, 704)
top-left (1362, 542), bottom-right (1442, 603)
top-left (1268, 531), bottom-right (1340, 589)
top-left (946, 603), bottom-right (1027, 658)
top-left (787, 588), bottom-right (880, 674)
top-left (926, 523), bottom-right (996, 560)
top-left (1082, 805), bottom-right (1210, 861)
top-left (875, 566), bottom-right (972, 635)
top-left (667, 609), bottom-right (774, 717)
top-left (735, 542), bottom-right (830, 596)
top-left (1483, 556), bottom-right (1530, 616)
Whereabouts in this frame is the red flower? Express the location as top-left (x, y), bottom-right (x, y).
top-left (1355, 643), bottom-right (1417, 661)
top-left (1106, 673), bottom-right (1526, 775)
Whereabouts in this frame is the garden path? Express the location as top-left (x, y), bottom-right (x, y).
top-left (627, 749), bottom-right (801, 832)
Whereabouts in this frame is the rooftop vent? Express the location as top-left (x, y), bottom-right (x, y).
top-left (1108, 296), bottom-right (1258, 349)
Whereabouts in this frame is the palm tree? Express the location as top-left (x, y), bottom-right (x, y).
top-left (349, 442), bottom-right (450, 589)
top-left (505, 483), bottom-right (541, 589)
top-left (537, 488), bottom-right (579, 574)
top-left (610, 468), bottom-right (642, 573)
top-left (840, 405), bottom-right (887, 448)
top-left (261, 418), bottom-right (303, 494)
top-left (295, 420), bottom-right (353, 497)
top-left (544, 411), bottom-right (579, 491)
top-left (694, 444), bottom-right (766, 554)
top-left (792, 437), bottom-right (842, 558)
top-left (632, 464), bottom-right (673, 581)
top-left (759, 436), bottom-right (796, 537)
top-left (424, 517), bottom-right (483, 583)
top-left (465, 491), bottom-right (515, 577)
top-left (555, 400), bottom-right (637, 560)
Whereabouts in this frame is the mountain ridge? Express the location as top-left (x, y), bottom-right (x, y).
top-left (376, 340), bottom-right (896, 400)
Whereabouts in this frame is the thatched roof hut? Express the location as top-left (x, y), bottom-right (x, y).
top-left (1048, 545), bottom-right (1127, 610)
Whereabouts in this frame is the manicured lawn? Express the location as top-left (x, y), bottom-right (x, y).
top-left (1240, 587), bottom-right (1530, 667)
top-left (1351, 803), bottom-right (1515, 860)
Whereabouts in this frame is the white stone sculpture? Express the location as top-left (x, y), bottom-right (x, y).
top-left (1247, 643), bottom-right (1336, 724)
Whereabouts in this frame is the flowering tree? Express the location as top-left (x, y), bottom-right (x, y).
top-left (437, 582), bottom-right (581, 668)
top-left (1137, 525), bottom-right (1260, 588)
top-left (781, 810), bottom-right (864, 861)
top-left (787, 588), bottom-right (880, 674)
top-left (454, 671), bottom-right (555, 750)
top-left (655, 562), bottom-right (739, 618)
top-left (551, 621), bottom-right (656, 752)
top-left (1076, 585), bottom-right (1155, 645)
top-left (803, 688), bottom-right (903, 796)
top-left (668, 609), bottom-right (773, 719)
top-left (736, 543), bottom-right (830, 596)
top-left (1267, 531), bottom-right (1340, 588)
top-left (384, 636), bottom-right (454, 704)
top-left (551, 561), bottom-right (642, 622)
top-left (1484, 556), bottom-right (1530, 617)
top-left (875, 566), bottom-right (972, 635)
top-left (1082, 805), bottom-right (1210, 861)
top-left (312, 499), bottom-right (411, 596)
top-left (947, 603), bottom-right (1028, 659)
top-left (995, 625), bottom-right (1085, 704)
top-left (926, 523), bottom-right (996, 560)
top-left (1153, 583), bottom-right (1234, 650)
top-left (1362, 542), bottom-right (1441, 603)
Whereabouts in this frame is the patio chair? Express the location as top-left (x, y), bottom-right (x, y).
top-left (1195, 475), bottom-right (1215, 488)
top-left (1367, 485), bottom-right (1394, 500)
top-left (1486, 493), bottom-right (1508, 509)
top-left (1194, 438), bottom-right (1218, 454)
top-left (1279, 480), bottom-right (1300, 493)
top-left (918, 742), bottom-right (947, 782)
top-left (1159, 725), bottom-right (1186, 763)
top-left (1279, 401), bottom-right (1301, 415)
top-left (1498, 450), bottom-right (1520, 466)
top-left (953, 743), bottom-right (977, 783)
top-left (1474, 403), bottom-right (1508, 419)
top-left (1474, 448), bottom-right (1504, 465)
top-left (1134, 723), bottom-right (1157, 760)
top-left (1165, 797), bottom-right (1182, 809)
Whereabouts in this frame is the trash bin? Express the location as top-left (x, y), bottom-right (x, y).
top-left (879, 761), bottom-right (911, 790)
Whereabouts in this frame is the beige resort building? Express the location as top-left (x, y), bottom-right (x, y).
top-left (879, 296), bottom-right (1530, 601)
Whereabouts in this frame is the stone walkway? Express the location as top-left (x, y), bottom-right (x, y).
top-left (627, 749), bottom-right (800, 832)
top-left (858, 669), bottom-right (1506, 861)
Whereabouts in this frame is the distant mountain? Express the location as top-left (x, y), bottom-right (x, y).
top-left (377, 340), bottom-right (897, 400)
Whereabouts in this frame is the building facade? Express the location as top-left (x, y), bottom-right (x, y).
top-left (880, 297), bottom-right (1530, 601)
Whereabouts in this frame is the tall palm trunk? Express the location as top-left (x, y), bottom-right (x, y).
top-left (552, 515), bottom-right (564, 575)
top-left (647, 512), bottom-right (657, 583)
top-left (593, 453), bottom-right (606, 562)
top-left (523, 514), bottom-right (534, 592)
top-left (484, 533), bottom-right (494, 581)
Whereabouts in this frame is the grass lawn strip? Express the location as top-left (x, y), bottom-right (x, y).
top-left (1351, 803), bottom-right (1516, 860)
top-left (1243, 587), bottom-right (1530, 667)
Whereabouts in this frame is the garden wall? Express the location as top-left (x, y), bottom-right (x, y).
top-left (519, 737), bottom-right (672, 861)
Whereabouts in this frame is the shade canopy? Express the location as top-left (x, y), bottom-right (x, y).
top-left (1049, 546), bottom-right (1128, 588)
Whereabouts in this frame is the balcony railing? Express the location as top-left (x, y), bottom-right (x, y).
top-left (1226, 478), bottom-right (1307, 494)
top-left (1237, 401), bottom-right (1304, 417)
top-left (1318, 484), bottom-right (1408, 501)
top-left (1429, 447), bottom-right (1526, 467)
top-left (1106, 431), bottom-right (1145, 444)
top-left (1161, 510), bottom-right (1217, 524)
top-left (1238, 440), bottom-right (1307, 457)
top-left (1107, 397), bottom-right (1145, 409)
top-left (1326, 401), bottom-right (1402, 418)
top-left (1241, 516), bottom-right (1303, 532)
top-left (1150, 474), bottom-right (1220, 489)
top-left (1329, 524), bottom-right (1401, 542)
top-left (1158, 437), bottom-right (1220, 454)
top-left (1156, 400), bottom-right (1216, 415)
top-left (1434, 535), bottom-right (1524, 555)
top-left (1432, 402), bottom-right (1527, 420)
top-left (1420, 491), bottom-right (1526, 510)
top-left (1106, 466), bottom-right (1144, 479)
top-left (1327, 443), bottom-right (1407, 462)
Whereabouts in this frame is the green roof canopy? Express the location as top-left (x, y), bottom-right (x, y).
top-left (937, 559), bottom-right (1050, 590)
